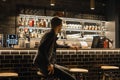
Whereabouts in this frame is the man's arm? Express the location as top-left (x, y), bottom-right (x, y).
top-left (40, 33), bottom-right (55, 66)
top-left (56, 43), bottom-right (79, 50)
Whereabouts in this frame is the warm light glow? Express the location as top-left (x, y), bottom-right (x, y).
top-left (0, 72), bottom-right (18, 77)
top-left (69, 68), bottom-right (88, 73)
top-left (2, 0), bottom-right (6, 2)
top-left (101, 66), bottom-right (119, 70)
top-left (50, 3), bottom-right (55, 6)
top-left (90, 0), bottom-right (95, 10)
top-left (91, 8), bottom-right (95, 10)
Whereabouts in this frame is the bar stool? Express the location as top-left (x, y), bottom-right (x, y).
top-left (37, 71), bottom-right (60, 80)
top-left (0, 72), bottom-right (18, 80)
top-left (37, 64), bottom-right (70, 80)
top-left (101, 66), bottom-right (119, 80)
top-left (69, 68), bottom-right (88, 80)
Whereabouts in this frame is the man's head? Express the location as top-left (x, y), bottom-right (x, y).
top-left (51, 17), bottom-right (62, 33)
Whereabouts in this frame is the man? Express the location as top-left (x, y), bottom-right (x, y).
top-left (33, 17), bottom-right (77, 80)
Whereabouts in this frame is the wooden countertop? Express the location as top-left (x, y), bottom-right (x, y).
top-left (0, 47), bottom-right (119, 50)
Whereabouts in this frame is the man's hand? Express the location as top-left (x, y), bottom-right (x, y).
top-left (48, 64), bottom-right (54, 75)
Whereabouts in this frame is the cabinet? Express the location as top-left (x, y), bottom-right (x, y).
top-left (17, 14), bottom-right (107, 48)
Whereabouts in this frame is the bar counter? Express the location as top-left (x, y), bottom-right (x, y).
top-left (0, 48), bottom-right (120, 80)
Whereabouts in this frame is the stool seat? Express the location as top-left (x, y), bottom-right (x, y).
top-left (69, 68), bottom-right (88, 80)
top-left (101, 66), bottom-right (119, 70)
top-left (101, 66), bottom-right (119, 80)
top-left (69, 68), bottom-right (88, 73)
top-left (0, 72), bottom-right (18, 77)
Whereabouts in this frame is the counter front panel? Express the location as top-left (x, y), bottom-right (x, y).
top-left (0, 49), bottom-right (120, 80)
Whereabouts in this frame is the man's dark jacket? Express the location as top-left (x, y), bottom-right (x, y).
top-left (33, 29), bottom-right (70, 76)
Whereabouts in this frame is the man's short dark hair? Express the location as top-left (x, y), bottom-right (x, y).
top-left (51, 17), bottom-right (62, 29)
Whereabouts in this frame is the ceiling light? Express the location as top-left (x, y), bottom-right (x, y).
top-left (91, 8), bottom-right (95, 10)
top-left (90, 0), bottom-right (95, 10)
top-left (50, 3), bottom-right (55, 6)
top-left (50, 0), bottom-right (55, 6)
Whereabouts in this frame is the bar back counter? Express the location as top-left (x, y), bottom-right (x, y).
top-left (0, 48), bottom-right (120, 80)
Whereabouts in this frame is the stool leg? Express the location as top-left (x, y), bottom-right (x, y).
top-left (41, 77), bottom-right (46, 80)
top-left (102, 76), bottom-right (105, 80)
top-left (102, 74), bottom-right (106, 80)
top-left (80, 74), bottom-right (83, 80)
top-left (76, 73), bottom-right (83, 80)
top-left (109, 77), bottom-right (112, 80)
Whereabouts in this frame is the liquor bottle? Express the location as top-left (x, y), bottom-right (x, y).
top-left (40, 19), bottom-right (46, 27)
top-left (18, 17), bottom-right (22, 26)
top-left (24, 17), bottom-right (28, 27)
top-left (103, 39), bottom-right (109, 48)
top-left (29, 18), bottom-right (34, 27)
top-left (21, 17), bottom-right (24, 26)
top-left (43, 19), bottom-right (46, 27)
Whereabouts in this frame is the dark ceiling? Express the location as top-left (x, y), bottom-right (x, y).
top-left (0, 0), bottom-right (109, 15)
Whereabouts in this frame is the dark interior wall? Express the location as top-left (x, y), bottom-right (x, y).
top-left (116, 0), bottom-right (120, 48)
top-left (106, 0), bottom-right (117, 47)
top-left (106, 0), bottom-right (116, 21)
top-left (0, 1), bottom-right (17, 47)
top-left (114, 0), bottom-right (120, 48)
top-left (106, 0), bottom-right (120, 48)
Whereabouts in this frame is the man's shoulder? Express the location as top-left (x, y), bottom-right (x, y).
top-left (45, 30), bottom-right (55, 37)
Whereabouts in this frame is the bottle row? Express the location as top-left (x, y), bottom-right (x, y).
top-left (18, 28), bottom-right (66, 39)
top-left (18, 17), bottom-right (49, 27)
top-left (17, 15), bottom-right (105, 31)
top-left (17, 14), bottom-right (106, 40)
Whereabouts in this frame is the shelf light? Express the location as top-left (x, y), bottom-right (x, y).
top-left (50, 0), bottom-right (55, 6)
top-left (90, 0), bottom-right (95, 10)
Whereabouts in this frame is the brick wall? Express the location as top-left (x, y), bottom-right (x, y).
top-left (0, 49), bottom-right (120, 80)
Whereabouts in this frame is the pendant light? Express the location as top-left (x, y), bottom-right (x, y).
top-left (90, 0), bottom-right (95, 10)
top-left (50, 0), bottom-right (55, 6)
